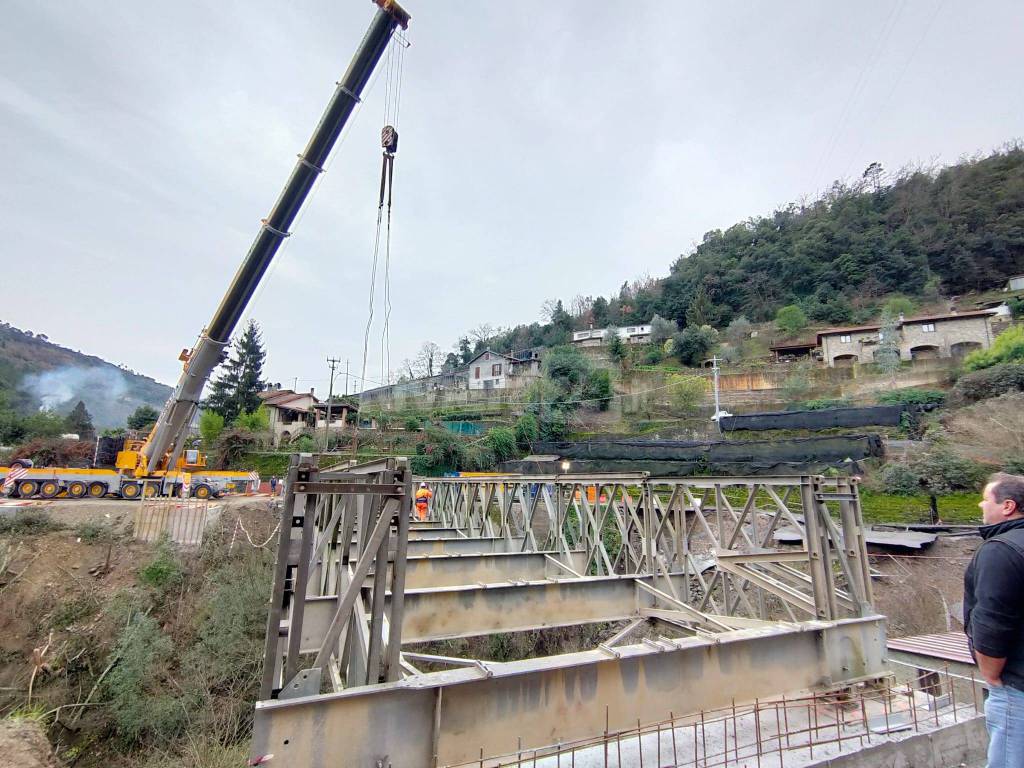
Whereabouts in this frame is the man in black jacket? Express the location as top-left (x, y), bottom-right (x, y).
top-left (964, 472), bottom-right (1024, 768)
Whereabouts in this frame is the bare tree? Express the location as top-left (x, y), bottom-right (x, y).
top-left (416, 341), bottom-right (442, 378)
top-left (539, 299), bottom-right (559, 323)
top-left (401, 358), bottom-right (416, 381)
top-left (569, 294), bottom-right (593, 318)
top-left (469, 323), bottom-right (495, 345)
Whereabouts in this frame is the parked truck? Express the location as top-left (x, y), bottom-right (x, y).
top-left (1, 0), bottom-right (411, 500)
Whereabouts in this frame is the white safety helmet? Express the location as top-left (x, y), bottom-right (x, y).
top-left (420, 482), bottom-right (428, 488)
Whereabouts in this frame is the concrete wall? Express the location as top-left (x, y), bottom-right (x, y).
top-left (807, 716), bottom-right (986, 768)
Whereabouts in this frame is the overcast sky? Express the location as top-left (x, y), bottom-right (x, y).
top-left (2, 0), bottom-right (1022, 395)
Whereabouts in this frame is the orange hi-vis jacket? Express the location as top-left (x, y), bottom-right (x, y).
top-left (414, 487), bottom-right (432, 508)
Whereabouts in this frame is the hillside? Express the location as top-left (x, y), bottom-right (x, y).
top-left (0, 323), bottom-right (171, 428)
top-left (454, 145), bottom-right (1024, 359)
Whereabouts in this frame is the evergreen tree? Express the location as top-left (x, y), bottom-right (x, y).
top-left (65, 400), bottom-right (95, 440)
top-left (874, 312), bottom-right (902, 382)
top-left (127, 404), bottom-right (159, 431)
top-left (606, 330), bottom-right (627, 364)
top-left (685, 284), bottom-right (715, 327)
top-left (204, 319), bottom-right (267, 423)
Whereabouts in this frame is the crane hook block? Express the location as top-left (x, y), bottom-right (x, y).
top-left (381, 125), bottom-right (398, 154)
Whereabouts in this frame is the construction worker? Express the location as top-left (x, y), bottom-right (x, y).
top-left (414, 482), bottom-right (432, 521)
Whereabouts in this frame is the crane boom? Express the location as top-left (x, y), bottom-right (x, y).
top-left (143, 0), bottom-right (410, 474)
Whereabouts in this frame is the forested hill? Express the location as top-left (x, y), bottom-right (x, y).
top-left (651, 146), bottom-right (1024, 327)
top-left (0, 323), bottom-right (171, 428)
top-left (460, 146), bottom-right (1024, 360)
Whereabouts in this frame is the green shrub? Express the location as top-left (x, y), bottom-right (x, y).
top-left (410, 427), bottom-right (468, 475)
top-left (964, 325), bottom-right (1024, 371)
top-left (878, 463), bottom-right (922, 495)
top-left (233, 405), bottom-right (269, 432)
top-left (404, 416), bottom-right (422, 431)
top-left (582, 369), bottom-right (613, 411)
top-left (139, 541), bottom-right (184, 594)
top-left (182, 553), bottom-right (272, 742)
top-left (642, 348), bottom-right (664, 365)
top-left (877, 389), bottom-right (946, 408)
top-left (49, 593), bottom-right (99, 629)
top-left (667, 374), bottom-right (707, 414)
top-left (198, 410), bottom-right (225, 447)
top-left (950, 363), bottom-right (1024, 406)
top-left (75, 521), bottom-right (112, 542)
top-left (672, 326), bottom-right (719, 366)
top-left (1004, 456), bottom-right (1024, 474)
top-left (103, 612), bottom-right (183, 744)
top-left (485, 427), bottom-right (517, 464)
top-left (514, 413), bottom-right (539, 448)
top-left (290, 434), bottom-right (317, 453)
top-left (912, 448), bottom-right (987, 495)
top-left (0, 510), bottom-right (62, 536)
top-left (800, 398), bottom-right (852, 411)
top-left (882, 295), bottom-right (915, 318)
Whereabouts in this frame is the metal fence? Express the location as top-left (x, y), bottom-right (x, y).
top-left (446, 665), bottom-right (984, 768)
top-left (132, 489), bottom-right (210, 545)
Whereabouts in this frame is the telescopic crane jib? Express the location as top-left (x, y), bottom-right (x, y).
top-left (133, 0), bottom-right (410, 478)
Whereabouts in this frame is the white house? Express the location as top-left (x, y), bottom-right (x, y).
top-left (572, 324), bottom-right (652, 347)
top-left (466, 350), bottom-right (516, 390)
top-left (1006, 274), bottom-right (1024, 292)
top-left (259, 388), bottom-right (319, 444)
top-left (465, 350), bottom-right (542, 391)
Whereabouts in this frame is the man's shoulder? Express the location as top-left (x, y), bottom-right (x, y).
top-left (978, 531), bottom-right (1024, 568)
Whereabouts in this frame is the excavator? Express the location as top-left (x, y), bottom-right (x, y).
top-left (0, 0), bottom-right (410, 500)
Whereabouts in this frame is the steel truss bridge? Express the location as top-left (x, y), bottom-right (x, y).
top-left (251, 460), bottom-right (886, 767)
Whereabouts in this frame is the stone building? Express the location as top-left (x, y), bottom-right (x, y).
top-left (816, 309), bottom-right (998, 367)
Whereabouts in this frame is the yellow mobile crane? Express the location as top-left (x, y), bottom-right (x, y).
top-left (1, 0), bottom-right (410, 500)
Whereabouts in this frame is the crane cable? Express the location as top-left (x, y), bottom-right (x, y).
top-left (355, 36), bottom-right (406, 453)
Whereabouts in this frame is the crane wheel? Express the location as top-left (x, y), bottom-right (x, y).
top-left (88, 482), bottom-right (108, 498)
top-left (192, 483), bottom-right (212, 500)
top-left (68, 481), bottom-right (88, 498)
top-left (142, 483), bottom-right (159, 498)
top-left (39, 481), bottom-right (61, 499)
top-left (120, 482), bottom-right (141, 499)
top-left (16, 480), bottom-right (38, 498)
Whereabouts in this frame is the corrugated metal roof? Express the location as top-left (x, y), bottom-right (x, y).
top-left (887, 631), bottom-right (974, 666)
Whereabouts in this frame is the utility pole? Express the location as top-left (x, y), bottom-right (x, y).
top-left (344, 359), bottom-right (350, 396)
top-left (711, 354), bottom-right (723, 428)
top-left (325, 357), bottom-right (341, 450)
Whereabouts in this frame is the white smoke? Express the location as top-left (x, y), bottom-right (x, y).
top-left (22, 366), bottom-right (130, 412)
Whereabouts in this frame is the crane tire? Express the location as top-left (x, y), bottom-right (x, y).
top-left (68, 481), bottom-right (88, 498)
top-left (39, 481), bottom-right (61, 499)
top-left (16, 480), bottom-right (38, 498)
top-left (88, 482), bottom-right (108, 498)
top-left (120, 482), bottom-right (141, 499)
top-left (192, 483), bottom-right (212, 500)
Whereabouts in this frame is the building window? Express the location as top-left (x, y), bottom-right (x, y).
top-left (492, 363), bottom-right (502, 376)
top-left (840, 334), bottom-right (851, 343)
top-left (474, 367), bottom-right (480, 379)
top-left (627, 327), bottom-right (636, 333)
top-left (921, 323), bottom-right (935, 333)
